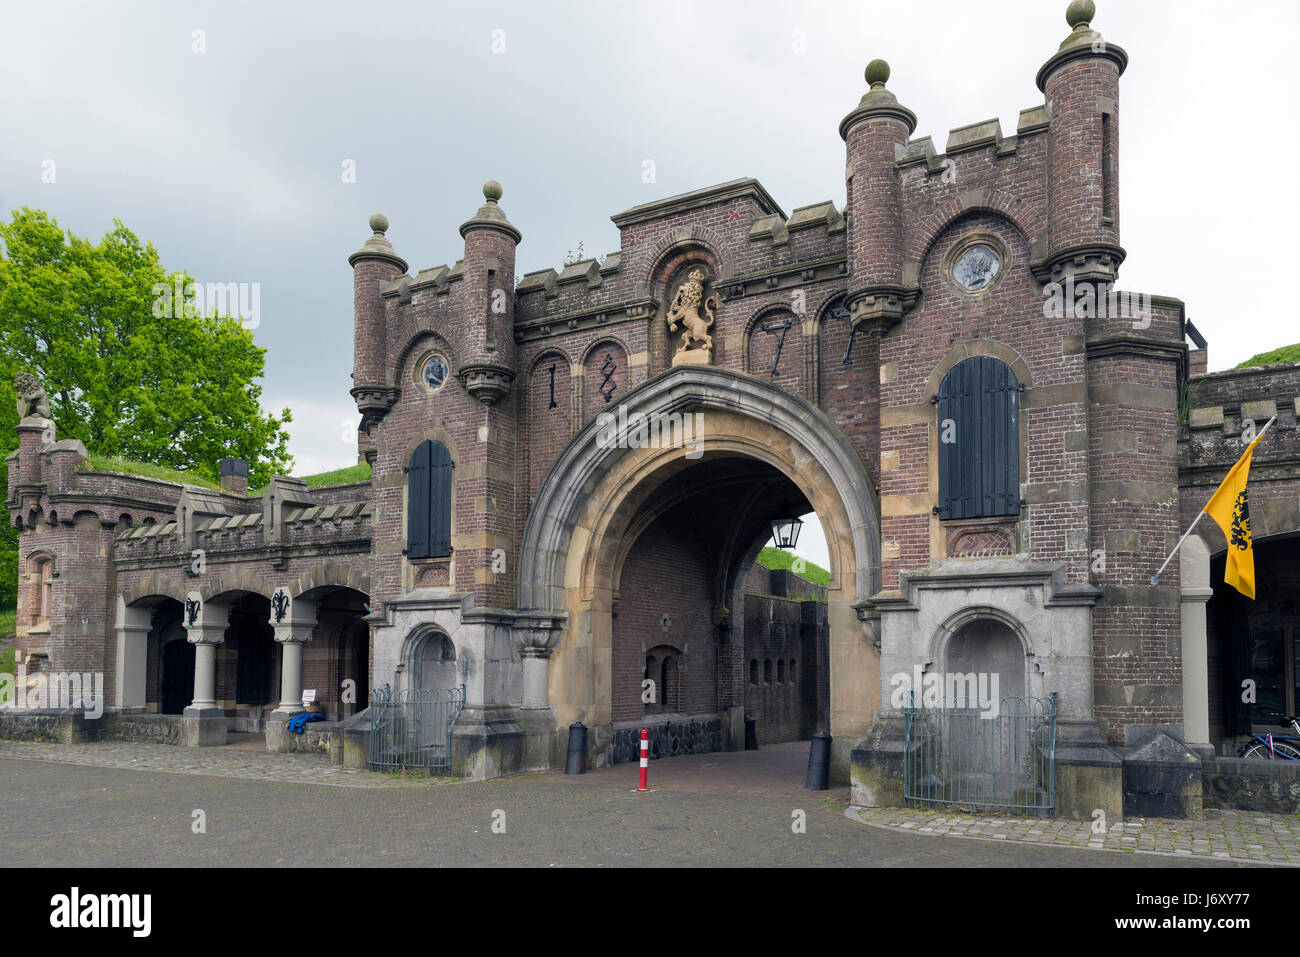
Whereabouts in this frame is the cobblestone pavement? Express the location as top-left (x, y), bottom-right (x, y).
top-left (851, 806), bottom-right (1300, 866)
top-left (0, 739), bottom-right (1271, 866)
top-left (0, 739), bottom-right (449, 787)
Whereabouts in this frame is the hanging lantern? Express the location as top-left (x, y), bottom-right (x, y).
top-left (769, 512), bottom-right (804, 550)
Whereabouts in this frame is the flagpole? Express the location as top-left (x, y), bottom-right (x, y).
top-left (1150, 413), bottom-right (1277, 586)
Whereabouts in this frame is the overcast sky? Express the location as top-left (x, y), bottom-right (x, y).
top-left (3, 0), bottom-right (1296, 535)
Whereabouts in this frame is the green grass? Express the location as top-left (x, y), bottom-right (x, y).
top-left (756, 546), bottom-right (831, 588)
top-left (1235, 343), bottom-right (1300, 369)
top-left (251, 461), bottom-right (372, 495)
top-left (81, 456), bottom-right (372, 495)
top-left (300, 462), bottom-right (371, 487)
top-left (80, 455), bottom-right (222, 489)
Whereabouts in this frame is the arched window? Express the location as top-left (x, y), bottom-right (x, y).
top-left (407, 440), bottom-right (453, 559)
top-left (936, 356), bottom-right (1021, 520)
top-left (644, 655), bottom-right (659, 713)
top-left (645, 646), bottom-right (677, 713)
top-left (749, 659), bottom-right (759, 684)
top-left (764, 659), bottom-right (773, 684)
top-left (29, 557), bottom-right (53, 630)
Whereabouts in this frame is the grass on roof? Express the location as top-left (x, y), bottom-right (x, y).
top-left (1235, 343), bottom-right (1300, 369)
top-left (80, 455), bottom-right (222, 490)
top-left (756, 546), bottom-right (831, 587)
top-left (80, 456), bottom-right (372, 495)
top-left (250, 461), bottom-right (372, 495)
top-left (300, 462), bottom-right (371, 487)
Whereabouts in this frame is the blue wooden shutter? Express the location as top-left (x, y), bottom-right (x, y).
top-left (407, 441), bottom-right (433, 559)
top-left (938, 357), bottom-right (1019, 520)
top-left (428, 440), bottom-right (453, 558)
top-left (938, 360), bottom-right (976, 519)
top-left (408, 440), bottom-right (453, 559)
top-left (980, 357), bottom-right (1020, 518)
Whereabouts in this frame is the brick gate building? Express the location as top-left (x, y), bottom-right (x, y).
top-left (7, 1), bottom-right (1300, 817)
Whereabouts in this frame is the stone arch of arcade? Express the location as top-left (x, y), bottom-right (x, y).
top-left (114, 562), bottom-right (372, 736)
top-left (517, 364), bottom-right (881, 779)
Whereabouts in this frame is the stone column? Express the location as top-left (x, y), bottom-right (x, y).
top-left (192, 643), bottom-right (218, 708)
top-left (113, 597), bottom-right (151, 711)
top-left (182, 592), bottom-right (229, 746)
top-left (511, 614), bottom-right (565, 774)
top-left (517, 616), bottom-right (562, 709)
top-left (271, 589), bottom-right (317, 715)
top-left (1181, 537), bottom-right (1214, 755)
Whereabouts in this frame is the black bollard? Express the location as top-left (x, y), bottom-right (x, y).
top-left (744, 715), bottom-right (758, 751)
top-left (805, 732), bottom-right (832, 790)
top-left (565, 721), bottom-right (587, 774)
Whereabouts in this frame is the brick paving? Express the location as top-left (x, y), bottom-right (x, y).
top-left (0, 737), bottom-right (1286, 866)
top-left (850, 806), bottom-right (1300, 866)
top-left (0, 738), bottom-right (450, 788)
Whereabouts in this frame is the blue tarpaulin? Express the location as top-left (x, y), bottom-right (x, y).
top-left (288, 712), bottom-right (327, 734)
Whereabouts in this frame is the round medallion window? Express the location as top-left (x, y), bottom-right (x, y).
top-left (953, 244), bottom-right (1001, 292)
top-left (420, 354), bottom-right (449, 393)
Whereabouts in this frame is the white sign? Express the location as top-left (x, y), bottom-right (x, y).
top-left (301, 689), bottom-right (316, 706)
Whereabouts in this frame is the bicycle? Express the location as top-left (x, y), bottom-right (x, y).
top-left (1238, 714), bottom-right (1300, 760)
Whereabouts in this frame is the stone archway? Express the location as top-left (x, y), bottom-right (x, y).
top-left (518, 365), bottom-right (881, 779)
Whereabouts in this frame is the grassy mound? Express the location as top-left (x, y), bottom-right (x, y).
top-left (1235, 343), bottom-right (1300, 369)
top-left (300, 462), bottom-right (372, 487)
top-left (755, 546), bottom-right (831, 587)
top-left (80, 455), bottom-right (222, 489)
top-left (80, 456), bottom-right (372, 494)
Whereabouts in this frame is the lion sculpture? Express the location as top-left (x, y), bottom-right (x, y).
top-left (14, 372), bottom-right (50, 420)
top-left (666, 269), bottom-right (717, 354)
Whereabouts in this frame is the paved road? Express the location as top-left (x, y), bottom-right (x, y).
top-left (0, 743), bottom-right (1248, 867)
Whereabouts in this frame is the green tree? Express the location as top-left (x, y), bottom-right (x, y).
top-left (0, 208), bottom-right (295, 611)
top-left (0, 208), bottom-right (292, 487)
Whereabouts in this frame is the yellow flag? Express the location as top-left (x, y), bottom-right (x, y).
top-left (1203, 430), bottom-right (1264, 599)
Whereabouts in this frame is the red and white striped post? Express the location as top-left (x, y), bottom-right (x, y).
top-left (637, 728), bottom-right (649, 791)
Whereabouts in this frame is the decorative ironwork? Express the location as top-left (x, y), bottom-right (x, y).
top-left (826, 307), bottom-right (856, 365)
top-left (369, 684), bottom-right (466, 774)
top-left (270, 589), bottom-right (289, 623)
top-left (760, 317), bottom-right (792, 378)
top-left (904, 692), bottom-right (1058, 816)
top-left (599, 353), bottom-right (617, 403)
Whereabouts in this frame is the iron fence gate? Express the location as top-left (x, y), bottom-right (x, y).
top-left (904, 692), bottom-right (1057, 815)
top-left (369, 685), bottom-right (465, 774)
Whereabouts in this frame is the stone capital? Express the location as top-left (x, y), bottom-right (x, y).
top-left (184, 592), bottom-right (230, 645)
top-left (270, 587), bottom-right (318, 643)
top-left (516, 614), bottom-right (565, 659)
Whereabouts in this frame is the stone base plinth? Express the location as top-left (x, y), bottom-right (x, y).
top-left (671, 349), bottom-right (712, 367)
top-left (1054, 720), bottom-right (1123, 821)
top-left (451, 707), bottom-right (525, 781)
top-left (850, 712), bottom-right (907, 808)
top-left (180, 706), bottom-right (227, 747)
top-left (1121, 725), bottom-right (1203, 820)
top-left (342, 708), bottom-right (372, 770)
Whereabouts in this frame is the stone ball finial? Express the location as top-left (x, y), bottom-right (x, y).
top-left (865, 58), bottom-right (890, 89)
top-left (1066, 0), bottom-right (1095, 29)
top-left (369, 213), bottom-right (389, 234)
top-left (483, 180), bottom-right (503, 203)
